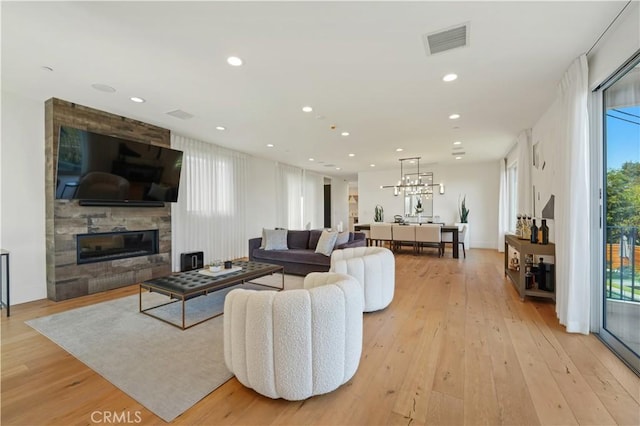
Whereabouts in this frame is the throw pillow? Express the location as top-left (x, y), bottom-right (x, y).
top-left (308, 229), bottom-right (324, 249)
top-left (334, 231), bottom-right (350, 247)
top-left (264, 229), bottom-right (288, 250)
top-left (259, 228), bottom-right (267, 249)
top-left (315, 230), bottom-right (338, 256)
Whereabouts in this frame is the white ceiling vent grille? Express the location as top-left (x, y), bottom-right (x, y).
top-left (423, 23), bottom-right (469, 56)
top-left (166, 109), bottom-right (194, 120)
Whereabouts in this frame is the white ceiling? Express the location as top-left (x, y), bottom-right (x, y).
top-left (1, 1), bottom-right (627, 179)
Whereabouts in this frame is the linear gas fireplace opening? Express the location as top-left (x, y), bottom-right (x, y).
top-left (76, 229), bottom-right (159, 265)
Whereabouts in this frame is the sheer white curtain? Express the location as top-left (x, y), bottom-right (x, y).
top-left (498, 158), bottom-right (508, 252)
top-left (516, 129), bottom-right (532, 215)
top-left (555, 55), bottom-right (590, 334)
top-left (303, 171), bottom-right (324, 229)
top-left (171, 134), bottom-right (248, 270)
top-left (276, 163), bottom-right (303, 229)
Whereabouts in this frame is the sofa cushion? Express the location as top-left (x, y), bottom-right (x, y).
top-left (309, 230), bottom-right (324, 249)
top-left (315, 230), bottom-right (338, 256)
top-left (334, 231), bottom-right (350, 247)
top-left (287, 230), bottom-right (310, 250)
top-left (264, 229), bottom-right (288, 250)
top-left (254, 248), bottom-right (331, 266)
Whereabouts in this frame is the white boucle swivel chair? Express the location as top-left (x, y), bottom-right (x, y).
top-left (223, 272), bottom-right (363, 401)
top-left (329, 246), bottom-right (395, 312)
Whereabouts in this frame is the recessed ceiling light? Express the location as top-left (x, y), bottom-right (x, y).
top-left (449, 113), bottom-right (460, 120)
top-left (267, 144), bottom-right (274, 147)
top-left (302, 106), bottom-right (313, 112)
top-left (130, 97), bottom-right (145, 103)
top-left (341, 132), bottom-right (350, 136)
top-left (348, 153), bottom-right (355, 157)
top-left (309, 158), bottom-right (315, 162)
top-left (409, 160), bottom-right (416, 164)
top-left (370, 164), bottom-right (376, 167)
top-left (453, 141), bottom-right (462, 145)
top-left (227, 56), bottom-right (243, 66)
top-left (336, 167), bottom-right (341, 170)
top-left (455, 156), bottom-right (462, 160)
top-left (443, 73), bottom-right (458, 82)
top-left (91, 83), bottom-right (116, 93)
top-left (396, 148), bottom-right (403, 152)
top-left (215, 126), bottom-right (226, 131)
top-left (41, 66), bottom-right (53, 72)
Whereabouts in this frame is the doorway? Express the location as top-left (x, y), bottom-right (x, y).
top-left (324, 183), bottom-right (331, 229)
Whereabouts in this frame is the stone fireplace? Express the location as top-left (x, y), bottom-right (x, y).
top-left (45, 98), bottom-right (172, 301)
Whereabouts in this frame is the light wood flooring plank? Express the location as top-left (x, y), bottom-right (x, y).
top-left (504, 316), bottom-right (579, 425)
top-left (2, 250), bottom-right (639, 426)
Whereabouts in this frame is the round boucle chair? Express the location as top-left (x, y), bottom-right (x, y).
top-left (223, 272), bottom-right (363, 401)
top-left (329, 246), bottom-right (395, 312)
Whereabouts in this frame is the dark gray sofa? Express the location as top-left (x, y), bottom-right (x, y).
top-left (248, 229), bottom-right (366, 275)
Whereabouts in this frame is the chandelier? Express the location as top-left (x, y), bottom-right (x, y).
top-left (380, 157), bottom-right (444, 196)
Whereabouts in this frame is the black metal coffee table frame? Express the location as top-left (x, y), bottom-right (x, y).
top-left (139, 261), bottom-right (284, 330)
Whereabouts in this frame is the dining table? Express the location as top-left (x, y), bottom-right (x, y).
top-left (354, 223), bottom-right (461, 259)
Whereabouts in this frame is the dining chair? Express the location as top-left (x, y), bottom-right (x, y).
top-left (414, 224), bottom-right (442, 256)
top-left (369, 223), bottom-right (393, 248)
top-left (391, 224), bottom-right (416, 254)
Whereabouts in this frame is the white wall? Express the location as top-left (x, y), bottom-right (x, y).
top-left (0, 91), bottom-right (47, 304)
top-left (527, 1), bottom-right (640, 246)
top-left (358, 161), bottom-right (500, 249)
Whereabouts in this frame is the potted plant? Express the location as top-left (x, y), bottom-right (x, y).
top-left (374, 204), bottom-right (384, 222)
top-left (415, 197), bottom-right (423, 214)
top-left (457, 195), bottom-right (470, 248)
top-left (458, 195), bottom-right (469, 223)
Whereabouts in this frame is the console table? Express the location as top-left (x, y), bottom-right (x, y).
top-left (504, 234), bottom-right (555, 301)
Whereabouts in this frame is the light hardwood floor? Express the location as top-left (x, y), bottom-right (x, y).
top-left (2, 249), bottom-right (639, 425)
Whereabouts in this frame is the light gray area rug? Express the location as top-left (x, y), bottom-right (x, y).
top-left (26, 273), bottom-right (304, 422)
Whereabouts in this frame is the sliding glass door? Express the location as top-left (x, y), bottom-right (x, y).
top-left (601, 55), bottom-right (640, 374)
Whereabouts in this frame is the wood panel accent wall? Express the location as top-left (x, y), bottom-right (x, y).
top-left (45, 98), bottom-right (172, 301)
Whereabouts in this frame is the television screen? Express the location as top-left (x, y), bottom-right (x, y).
top-left (55, 126), bottom-right (183, 203)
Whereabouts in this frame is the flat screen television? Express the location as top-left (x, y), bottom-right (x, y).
top-left (55, 125), bottom-right (183, 205)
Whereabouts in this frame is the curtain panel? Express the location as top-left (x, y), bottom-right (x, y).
top-left (275, 164), bottom-right (325, 230)
top-left (303, 170), bottom-right (324, 230)
top-left (171, 134), bottom-right (248, 270)
top-left (555, 55), bottom-right (591, 334)
top-left (498, 158), bottom-right (508, 252)
top-left (276, 163), bottom-right (304, 229)
top-left (516, 129), bottom-right (533, 215)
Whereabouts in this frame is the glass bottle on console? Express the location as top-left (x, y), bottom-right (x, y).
top-left (530, 219), bottom-right (538, 244)
top-left (540, 219), bottom-right (549, 244)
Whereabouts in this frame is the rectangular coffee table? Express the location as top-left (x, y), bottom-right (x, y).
top-left (139, 260), bottom-right (284, 329)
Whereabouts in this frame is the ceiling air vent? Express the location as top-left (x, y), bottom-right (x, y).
top-left (166, 109), bottom-right (194, 120)
top-left (451, 152), bottom-right (466, 156)
top-left (423, 23), bottom-right (469, 56)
